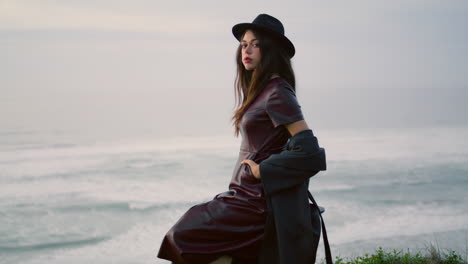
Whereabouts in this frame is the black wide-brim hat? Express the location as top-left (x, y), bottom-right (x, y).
top-left (232, 14), bottom-right (295, 58)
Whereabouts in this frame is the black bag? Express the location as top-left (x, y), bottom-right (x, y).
top-left (308, 191), bottom-right (333, 264)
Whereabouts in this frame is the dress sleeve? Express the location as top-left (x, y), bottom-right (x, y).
top-left (265, 84), bottom-right (304, 128)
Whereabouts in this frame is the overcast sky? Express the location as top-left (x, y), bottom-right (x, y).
top-left (1, 0), bottom-right (467, 140)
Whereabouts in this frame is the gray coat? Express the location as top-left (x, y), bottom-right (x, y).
top-left (259, 129), bottom-right (327, 264)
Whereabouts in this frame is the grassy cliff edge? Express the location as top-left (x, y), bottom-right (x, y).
top-left (320, 246), bottom-right (467, 264)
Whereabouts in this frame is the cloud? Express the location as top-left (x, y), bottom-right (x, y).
top-left (0, 1), bottom-right (226, 33)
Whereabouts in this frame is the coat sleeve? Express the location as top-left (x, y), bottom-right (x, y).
top-left (259, 129), bottom-right (326, 195)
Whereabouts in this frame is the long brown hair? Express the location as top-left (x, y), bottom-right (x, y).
top-left (232, 29), bottom-right (296, 136)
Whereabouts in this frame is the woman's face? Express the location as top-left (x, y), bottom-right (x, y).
top-left (240, 30), bottom-right (261, 71)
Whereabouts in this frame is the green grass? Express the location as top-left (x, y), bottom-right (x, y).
top-left (327, 245), bottom-right (467, 264)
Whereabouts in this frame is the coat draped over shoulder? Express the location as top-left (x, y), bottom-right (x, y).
top-left (259, 129), bottom-right (326, 264)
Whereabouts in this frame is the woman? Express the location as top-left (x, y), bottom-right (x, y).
top-left (157, 14), bottom-right (323, 264)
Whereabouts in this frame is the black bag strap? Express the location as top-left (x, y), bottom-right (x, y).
top-left (308, 191), bottom-right (333, 264)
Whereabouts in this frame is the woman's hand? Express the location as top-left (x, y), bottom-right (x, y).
top-left (241, 159), bottom-right (261, 180)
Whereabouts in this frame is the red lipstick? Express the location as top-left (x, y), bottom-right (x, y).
top-left (244, 57), bottom-right (252, 63)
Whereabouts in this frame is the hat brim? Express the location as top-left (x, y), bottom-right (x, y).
top-left (232, 23), bottom-right (295, 58)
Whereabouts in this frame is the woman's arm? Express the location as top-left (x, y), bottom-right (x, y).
top-left (241, 119), bottom-right (318, 181)
top-left (259, 129), bottom-right (326, 195)
top-left (285, 119), bottom-right (310, 136)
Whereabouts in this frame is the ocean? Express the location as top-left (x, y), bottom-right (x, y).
top-left (1, 126), bottom-right (467, 263)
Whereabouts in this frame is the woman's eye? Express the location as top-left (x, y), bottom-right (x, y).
top-left (240, 43), bottom-right (260, 49)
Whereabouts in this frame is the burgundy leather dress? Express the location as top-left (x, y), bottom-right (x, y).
top-left (157, 77), bottom-right (304, 264)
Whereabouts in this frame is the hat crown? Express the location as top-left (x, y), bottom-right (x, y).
top-left (252, 14), bottom-right (285, 35)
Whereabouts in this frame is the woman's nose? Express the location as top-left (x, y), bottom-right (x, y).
top-left (245, 45), bottom-right (253, 54)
